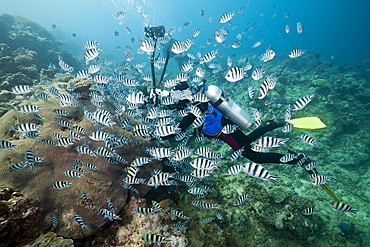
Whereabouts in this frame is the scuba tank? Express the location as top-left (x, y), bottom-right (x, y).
top-left (204, 85), bottom-right (253, 130)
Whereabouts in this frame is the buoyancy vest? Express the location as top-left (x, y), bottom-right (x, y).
top-left (202, 104), bottom-right (223, 136)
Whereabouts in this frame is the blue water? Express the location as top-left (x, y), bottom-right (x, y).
top-left (1, 0), bottom-right (369, 66)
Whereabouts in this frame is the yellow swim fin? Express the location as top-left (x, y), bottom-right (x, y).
top-left (289, 117), bottom-right (326, 129)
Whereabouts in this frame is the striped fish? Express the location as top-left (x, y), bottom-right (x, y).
top-left (76, 70), bottom-right (90, 79)
top-left (71, 163), bottom-right (88, 174)
top-left (227, 164), bottom-right (245, 175)
top-left (171, 41), bottom-right (186, 54)
top-left (243, 162), bottom-right (281, 183)
top-left (224, 67), bottom-right (246, 82)
top-left (230, 147), bottom-right (244, 161)
top-left (289, 49), bottom-right (305, 58)
top-left (300, 134), bottom-right (316, 145)
top-left (257, 79), bottom-right (269, 99)
top-left (330, 202), bottom-right (357, 214)
top-left (190, 157), bottom-right (218, 170)
top-left (201, 217), bottom-right (216, 224)
top-left (83, 162), bottom-right (99, 171)
top-left (56, 137), bottom-right (75, 147)
top-left (191, 200), bottom-right (219, 209)
top-left (9, 123), bottom-right (41, 133)
top-left (248, 84), bottom-right (255, 99)
top-left (0, 140), bottom-right (17, 149)
top-left (73, 214), bottom-right (90, 230)
top-left (134, 207), bottom-right (156, 214)
top-left (254, 137), bottom-right (289, 148)
top-left (234, 193), bottom-right (252, 206)
top-left (150, 148), bottom-right (174, 159)
top-left (219, 12), bottom-right (234, 23)
top-left (140, 234), bottom-right (172, 243)
top-left (279, 154), bottom-right (297, 163)
top-left (52, 181), bottom-right (73, 189)
top-left (9, 162), bottom-right (27, 172)
top-left (84, 41), bottom-right (99, 49)
top-left (75, 146), bottom-right (97, 157)
top-left (282, 123), bottom-right (293, 133)
top-left (11, 85), bottom-right (33, 94)
top-left (58, 56), bottom-right (74, 72)
top-left (199, 50), bottom-right (217, 64)
top-left (154, 124), bottom-right (180, 137)
top-left (93, 74), bottom-right (108, 84)
top-left (63, 170), bottom-right (84, 178)
top-left (140, 40), bottom-right (154, 53)
top-left (293, 93), bottom-right (315, 111)
top-left (251, 68), bottom-right (265, 80)
top-left (311, 175), bottom-right (331, 186)
top-left (14, 105), bottom-right (42, 113)
top-left (96, 208), bottom-right (121, 221)
top-left (84, 48), bottom-right (100, 61)
top-left (302, 207), bottom-right (320, 215)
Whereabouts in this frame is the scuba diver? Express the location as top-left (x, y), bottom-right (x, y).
top-left (156, 81), bottom-right (306, 165)
top-left (142, 25), bottom-right (341, 203)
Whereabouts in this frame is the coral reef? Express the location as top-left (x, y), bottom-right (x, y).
top-left (0, 88), bottom-right (161, 239)
top-left (0, 187), bottom-right (41, 246)
top-left (23, 232), bottom-right (73, 247)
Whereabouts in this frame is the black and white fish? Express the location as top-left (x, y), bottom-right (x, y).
top-left (288, 49), bottom-right (305, 59)
top-left (293, 93), bottom-right (315, 110)
top-left (190, 157), bottom-right (218, 170)
top-left (11, 85), bottom-right (33, 95)
top-left (63, 170), bottom-right (83, 178)
top-left (56, 137), bottom-right (75, 148)
top-left (9, 162), bottom-right (27, 172)
top-left (200, 50), bottom-right (217, 64)
top-left (52, 181), bottom-right (73, 189)
top-left (284, 105), bottom-right (292, 122)
top-left (84, 48), bottom-right (99, 61)
top-left (279, 154), bottom-right (297, 163)
top-left (25, 131), bottom-right (41, 139)
top-left (234, 193), bottom-right (252, 206)
top-left (191, 200), bottom-right (219, 209)
top-left (330, 202), bottom-right (357, 214)
top-left (304, 161), bottom-right (319, 171)
top-left (302, 207), bottom-right (320, 215)
top-left (243, 162), bottom-right (281, 183)
top-left (9, 123), bottom-right (41, 133)
top-left (52, 215), bottom-right (58, 228)
top-left (75, 146), bottom-right (97, 157)
top-left (140, 234), bottom-right (172, 243)
top-left (224, 67), bottom-right (247, 82)
top-left (83, 162), bottom-right (99, 171)
top-left (230, 147), bottom-right (244, 161)
top-left (251, 68), bottom-right (265, 80)
top-left (171, 41), bottom-right (186, 54)
top-left (76, 70), bottom-right (90, 79)
top-left (58, 56), bottom-right (74, 72)
top-left (0, 140), bottom-right (17, 149)
top-left (14, 104), bottom-right (42, 113)
top-left (227, 164), bottom-right (245, 175)
top-left (254, 137), bottom-right (289, 148)
top-left (140, 40), bottom-right (154, 53)
top-left (222, 124), bottom-right (237, 134)
top-left (84, 41), bottom-right (99, 49)
top-left (257, 79), bottom-right (270, 99)
top-left (171, 209), bottom-right (191, 220)
top-left (93, 74), bottom-right (108, 84)
top-left (248, 84), bottom-right (255, 99)
top-left (73, 214), bottom-right (90, 230)
top-left (300, 134), bottom-right (316, 145)
top-left (114, 11), bottom-right (126, 19)
top-left (219, 12), bottom-right (234, 23)
top-left (96, 208), bottom-right (121, 221)
top-left (260, 47), bottom-right (276, 62)
top-left (201, 217), bottom-right (216, 224)
top-left (311, 175), bottom-right (331, 186)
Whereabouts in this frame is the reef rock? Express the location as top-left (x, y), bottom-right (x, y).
top-left (0, 187), bottom-right (41, 247)
top-left (0, 89), bottom-right (161, 239)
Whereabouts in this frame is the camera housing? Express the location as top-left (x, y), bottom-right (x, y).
top-left (144, 26), bottom-right (166, 40)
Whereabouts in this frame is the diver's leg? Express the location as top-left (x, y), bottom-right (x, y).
top-left (245, 121), bottom-right (285, 143)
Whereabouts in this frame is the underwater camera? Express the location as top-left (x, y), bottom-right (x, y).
top-left (144, 26), bottom-right (165, 40)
